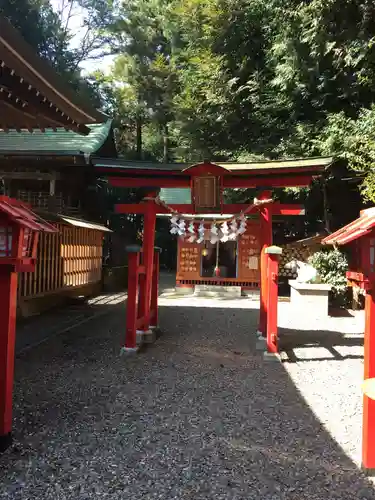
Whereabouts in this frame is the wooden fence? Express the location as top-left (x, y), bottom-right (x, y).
top-left (18, 223), bottom-right (104, 299)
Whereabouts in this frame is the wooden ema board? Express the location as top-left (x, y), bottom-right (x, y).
top-left (176, 220), bottom-right (261, 283)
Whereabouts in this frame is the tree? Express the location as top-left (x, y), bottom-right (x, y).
top-left (103, 0), bottom-right (179, 161)
top-left (1, 0), bottom-right (69, 63)
top-left (316, 107), bottom-right (375, 204)
top-left (53, 0), bottom-right (117, 70)
top-left (1, 0), bottom-right (113, 107)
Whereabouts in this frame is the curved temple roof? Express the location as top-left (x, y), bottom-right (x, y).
top-left (0, 16), bottom-right (106, 134)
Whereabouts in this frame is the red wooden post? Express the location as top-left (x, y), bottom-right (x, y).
top-left (150, 248), bottom-right (160, 328)
top-left (258, 196), bottom-right (273, 336)
top-left (0, 269), bottom-right (18, 451)
top-left (138, 201), bottom-right (157, 332)
top-left (362, 288), bottom-right (375, 472)
top-left (259, 247), bottom-right (268, 335)
top-left (265, 246), bottom-right (282, 355)
top-left (123, 248), bottom-right (140, 351)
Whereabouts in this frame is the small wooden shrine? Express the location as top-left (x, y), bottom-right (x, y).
top-left (175, 218), bottom-right (261, 291)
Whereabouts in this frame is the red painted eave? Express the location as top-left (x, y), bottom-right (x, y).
top-left (322, 208), bottom-right (375, 246)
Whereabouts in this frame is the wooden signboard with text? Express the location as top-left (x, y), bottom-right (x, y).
top-left (237, 221), bottom-right (261, 281)
top-left (177, 240), bottom-right (200, 281)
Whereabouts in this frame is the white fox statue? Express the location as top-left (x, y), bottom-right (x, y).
top-left (284, 259), bottom-right (319, 284)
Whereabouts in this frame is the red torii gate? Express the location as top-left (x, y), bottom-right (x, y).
top-left (93, 157), bottom-right (332, 352)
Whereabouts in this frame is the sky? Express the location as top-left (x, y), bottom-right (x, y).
top-left (50, 0), bottom-right (114, 74)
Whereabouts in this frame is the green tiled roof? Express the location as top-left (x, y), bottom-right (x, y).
top-left (0, 120), bottom-right (112, 154)
top-left (159, 188), bottom-right (192, 204)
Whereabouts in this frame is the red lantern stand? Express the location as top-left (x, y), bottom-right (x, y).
top-left (322, 208), bottom-right (375, 473)
top-left (0, 196), bottom-right (57, 451)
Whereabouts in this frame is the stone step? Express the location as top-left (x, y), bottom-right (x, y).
top-left (193, 285), bottom-right (242, 298)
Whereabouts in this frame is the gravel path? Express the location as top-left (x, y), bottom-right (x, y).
top-left (0, 295), bottom-right (373, 499)
top-left (278, 305), bottom-right (365, 468)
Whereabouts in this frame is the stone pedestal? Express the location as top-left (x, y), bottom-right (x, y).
top-left (194, 285), bottom-right (242, 298)
top-left (289, 280), bottom-right (331, 317)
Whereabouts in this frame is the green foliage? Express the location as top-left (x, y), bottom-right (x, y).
top-left (0, 0), bottom-right (68, 62)
top-left (64, 0), bottom-right (375, 194)
top-left (10, 0), bottom-right (373, 181)
top-left (308, 248), bottom-right (348, 299)
top-left (316, 107), bottom-right (375, 202)
top-left (96, 0), bottom-right (179, 160)
top-left (9, 0), bottom-right (370, 236)
top-left (6, 0), bottom-right (375, 275)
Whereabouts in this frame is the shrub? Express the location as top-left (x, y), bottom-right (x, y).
top-left (308, 248), bottom-right (349, 305)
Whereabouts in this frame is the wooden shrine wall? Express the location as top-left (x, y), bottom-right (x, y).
top-left (176, 220), bottom-right (261, 288)
top-left (17, 223), bottom-right (104, 317)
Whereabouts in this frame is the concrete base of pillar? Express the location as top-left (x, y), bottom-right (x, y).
top-left (263, 351), bottom-right (281, 363)
top-left (120, 346), bottom-right (140, 355)
top-left (175, 286), bottom-right (194, 295)
top-left (0, 432), bottom-right (12, 453)
top-left (136, 327), bottom-right (159, 345)
top-left (256, 336), bottom-right (267, 351)
top-left (194, 285), bottom-right (241, 298)
top-left (136, 330), bottom-right (143, 345)
top-left (142, 329), bottom-right (157, 344)
top-left (361, 465), bottom-right (375, 477)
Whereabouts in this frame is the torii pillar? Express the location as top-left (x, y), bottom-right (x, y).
top-left (258, 191), bottom-right (273, 337)
top-left (137, 195), bottom-right (157, 336)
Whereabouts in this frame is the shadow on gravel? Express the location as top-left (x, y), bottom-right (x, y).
top-left (0, 301), bottom-right (372, 499)
top-left (16, 292), bottom-right (128, 354)
top-left (279, 327), bottom-right (363, 363)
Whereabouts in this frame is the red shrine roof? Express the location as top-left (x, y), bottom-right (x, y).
top-left (322, 208), bottom-right (375, 246)
top-left (93, 156), bottom-right (333, 175)
top-left (0, 196), bottom-right (57, 232)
